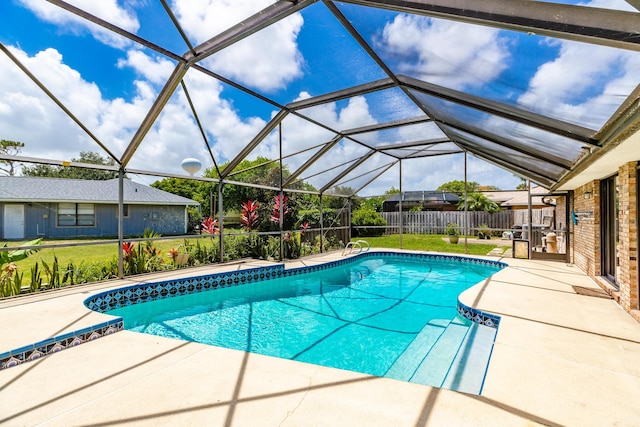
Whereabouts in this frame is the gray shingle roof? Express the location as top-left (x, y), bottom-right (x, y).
top-left (0, 177), bottom-right (199, 206)
top-left (384, 191), bottom-right (460, 204)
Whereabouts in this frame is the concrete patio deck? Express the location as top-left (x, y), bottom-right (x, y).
top-left (1, 251), bottom-right (639, 426)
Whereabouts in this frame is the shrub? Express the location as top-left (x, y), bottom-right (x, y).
top-left (351, 207), bottom-right (386, 237)
top-left (296, 208), bottom-right (339, 228)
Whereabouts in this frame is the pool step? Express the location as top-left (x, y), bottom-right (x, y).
top-left (385, 315), bottom-right (498, 394)
top-left (409, 320), bottom-right (470, 387)
top-left (385, 319), bottom-right (450, 382)
top-left (441, 321), bottom-right (497, 394)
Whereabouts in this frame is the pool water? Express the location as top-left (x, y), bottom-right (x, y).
top-left (107, 254), bottom-right (502, 394)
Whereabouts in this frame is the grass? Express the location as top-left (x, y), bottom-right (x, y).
top-left (9, 237), bottom-right (204, 273)
top-left (6, 233), bottom-right (500, 281)
top-left (362, 234), bottom-right (500, 256)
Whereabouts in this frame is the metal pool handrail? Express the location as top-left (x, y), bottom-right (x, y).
top-left (342, 239), bottom-right (370, 256)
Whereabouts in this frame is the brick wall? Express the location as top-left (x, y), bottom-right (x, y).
top-left (555, 195), bottom-right (568, 232)
top-left (572, 182), bottom-right (600, 277)
top-left (617, 163), bottom-right (639, 315)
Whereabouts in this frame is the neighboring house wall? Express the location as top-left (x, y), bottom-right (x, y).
top-left (1, 203), bottom-right (187, 239)
top-left (123, 205), bottom-right (188, 236)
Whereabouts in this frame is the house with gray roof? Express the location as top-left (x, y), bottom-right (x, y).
top-left (382, 191), bottom-right (460, 212)
top-left (0, 177), bottom-right (199, 240)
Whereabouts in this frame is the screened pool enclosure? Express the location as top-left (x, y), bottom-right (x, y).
top-left (1, 1), bottom-right (639, 277)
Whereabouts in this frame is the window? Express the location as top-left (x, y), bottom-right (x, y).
top-left (116, 204), bottom-right (130, 218)
top-left (58, 203), bottom-right (95, 226)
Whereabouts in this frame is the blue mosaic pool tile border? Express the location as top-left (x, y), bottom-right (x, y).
top-left (85, 264), bottom-right (284, 313)
top-left (285, 251), bottom-right (507, 277)
top-left (0, 318), bottom-right (123, 370)
top-left (457, 300), bottom-right (501, 328)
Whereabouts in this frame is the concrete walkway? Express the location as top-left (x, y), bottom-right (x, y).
top-left (1, 252), bottom-right (639, 426)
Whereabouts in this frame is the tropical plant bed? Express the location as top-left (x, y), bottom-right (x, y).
top-left (3, 231), bottom-right (344, 297)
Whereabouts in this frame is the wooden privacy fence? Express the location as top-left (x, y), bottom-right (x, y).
top-left (379, 210), bottom-right (551, 235)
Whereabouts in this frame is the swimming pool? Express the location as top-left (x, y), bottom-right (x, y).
top-left (94, 252), bottom-right (504, 394)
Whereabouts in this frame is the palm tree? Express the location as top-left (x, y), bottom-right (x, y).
top-left (458, 192), bottom-right (500, 213)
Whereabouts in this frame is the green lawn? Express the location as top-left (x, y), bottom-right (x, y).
top-left (361, 234), bottom-right (498, 256)
top-left (7, 233), bottom-right (497, 281)
top-left (9, 237), bottom-right (201, 273)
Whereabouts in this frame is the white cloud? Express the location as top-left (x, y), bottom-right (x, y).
top-left (117, 51), bottom-right (174, 85)
top-left (18, 0), bottom-right (139, 48)
top-left (0, 45), bottom-right (270, 177)
top-left (174, 0), bottom-right (305, 92)
top-left (514, 0), bottom-right (640, 129)
top-left (363, 154), bottom-right (521, 197)
top-left (172, 0), bottom-right (270, 41)
top-left (298, 96), bottom-right (377, 132)
top-left (518, 38), bottom-right (640, 129)
top-left (246, 95), bottom-right (377, 181)
top-left (397, 122), bottom-right (445, 143)
top-left (0, 46), bottom-right (126, 160)
top-left (378, 14), bottom-right (510, 90)
top-left (167, 70), bottom-right (268, 166)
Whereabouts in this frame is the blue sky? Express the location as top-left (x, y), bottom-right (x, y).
top-left (1, 0), bottom-right (638, 195)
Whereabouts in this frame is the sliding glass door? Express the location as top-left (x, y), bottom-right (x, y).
top-left (601, 175), bottom-right (619, 287)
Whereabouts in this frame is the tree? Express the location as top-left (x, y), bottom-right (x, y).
top-left (458, 192), bottom-right (500, 213)
top-left (477, 185), bottom-right (501, 191)
top-left (152, 157), bottom-right (317, 231)
top-left (436, 180), bottom-right (479, 197)
top-left (351, 205), bottom-right (387, 237)
top-left (0, 140), bottom-right (25, 176)
top-left (326, 185), bottom-right (355, 197)
top-left (22, 151), bottom-right (119, 180)
top-left (151, 177), bottom-right (202, 200)
top-left (385, 186), bottom-right (400, 195)
top-left (358, 196), bottom-right (384, 212)
top-left (514, 175), bottom-right (528, 190)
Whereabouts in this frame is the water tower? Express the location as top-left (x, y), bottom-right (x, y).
top-left (181, 158), bottom-right (202, 176)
